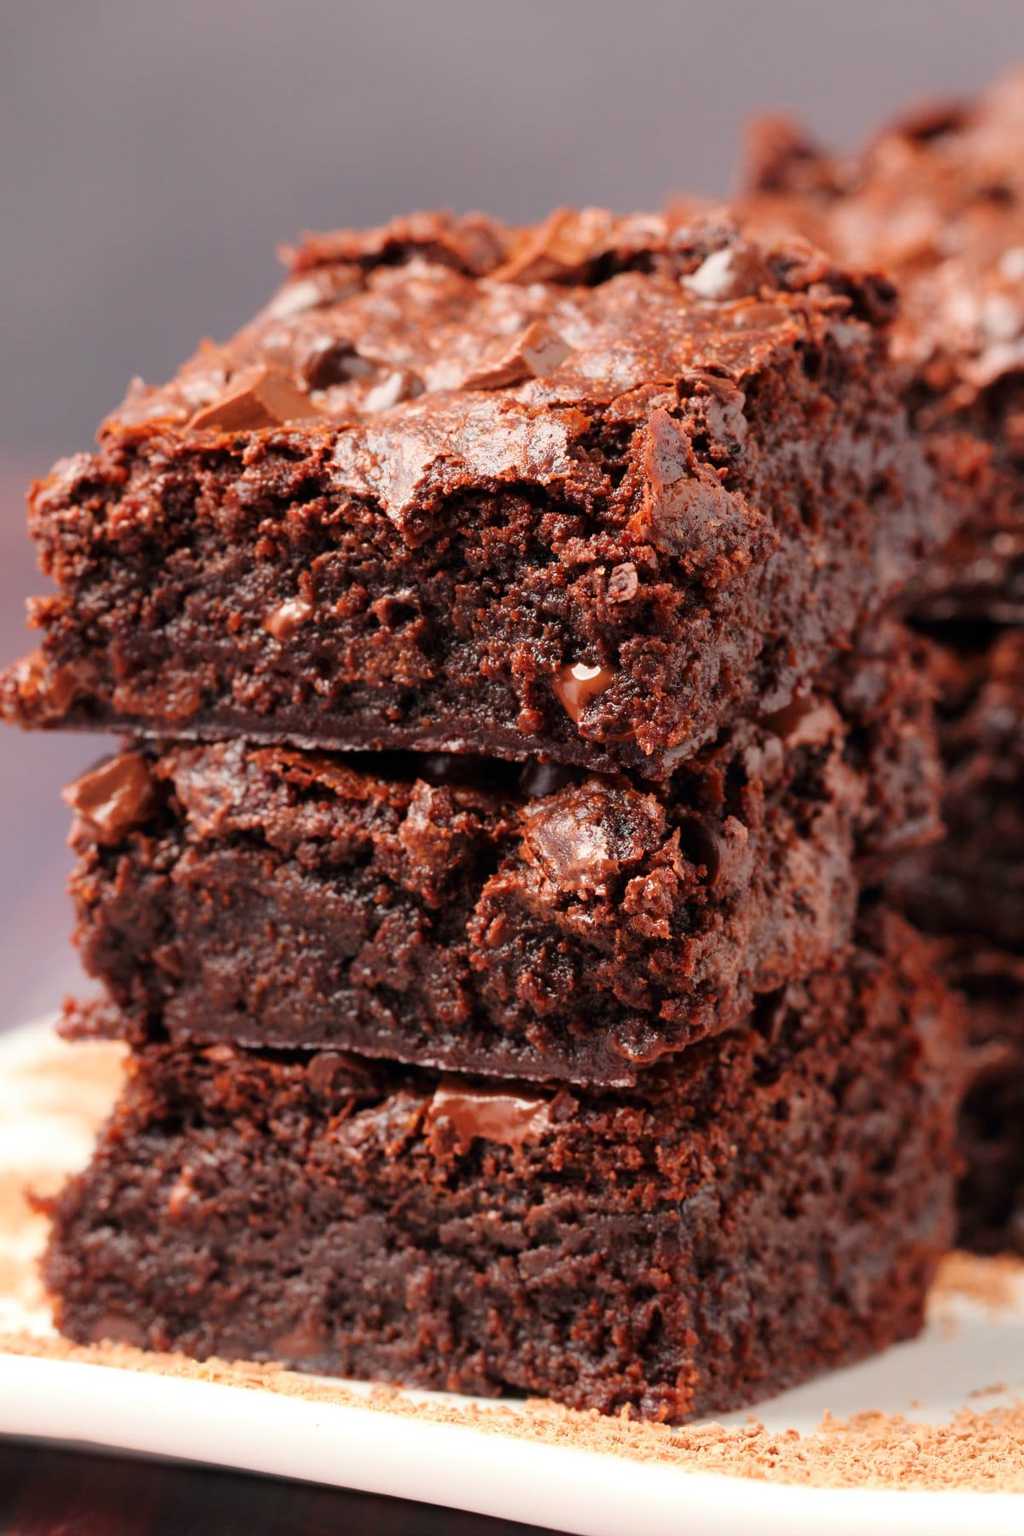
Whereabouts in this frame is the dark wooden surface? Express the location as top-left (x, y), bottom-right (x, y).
top-left (0, 1439), bottom-right (561, 1535)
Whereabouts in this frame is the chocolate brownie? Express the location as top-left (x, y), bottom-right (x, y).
top-left (63, 626), bottom-right (940, 1085)
top-left (892, 627), bottom-right (1024, 950)
top-left (2, 211), bottom-right (954, 779)
top-left (43, 910), bottom-right (959, 1423)
top-left (739, 76), bottom-right (1024, 1255)
top-left (884, 629), bottom-right (1024, 1252)
top-left (740, 72), bottom-right (1024, 620)
top-left (944, 944), bottom-right (1024, 1254)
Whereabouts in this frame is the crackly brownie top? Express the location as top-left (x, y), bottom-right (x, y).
top-left (743, 70), bottom-right (1024, 418)
top-left (103, 207), bottom-right (893, 524)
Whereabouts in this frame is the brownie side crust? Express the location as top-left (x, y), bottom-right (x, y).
top-left (42, 910), bottom-right (959, 1424)
top-left (740, 73), bottom-right (1024, 620)
top-left (2, 212), bottom-right (953, 779)
top-left (63, 626), bottom-right (940, 1085)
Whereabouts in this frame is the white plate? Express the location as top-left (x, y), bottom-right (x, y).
top-left (2, 1019), bottom-right (1023, 1535)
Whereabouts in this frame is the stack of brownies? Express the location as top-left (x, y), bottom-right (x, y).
top-left (741, 68), bottom-right (1024, 1256)
top-left (2, 207), bottom-right (964, 1420)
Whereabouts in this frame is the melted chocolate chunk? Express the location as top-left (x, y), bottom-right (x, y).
top-left (552, 662), bottom-right (616, 723)
top-left (64, 754), bottom-right (156, 844)
top-left (425, 1081), bottom-right (554, 1148)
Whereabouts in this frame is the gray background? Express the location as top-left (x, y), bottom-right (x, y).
top-left (1, 0), bottom-right (1022, 1023)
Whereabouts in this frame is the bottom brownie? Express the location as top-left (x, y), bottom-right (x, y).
top-left (44, 911), bottom-right (958, 1423)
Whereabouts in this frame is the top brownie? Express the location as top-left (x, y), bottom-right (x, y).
top-left (3, 209), bottom-right (952, 777)
top-left (741, 71), bottom-right (1024, 621)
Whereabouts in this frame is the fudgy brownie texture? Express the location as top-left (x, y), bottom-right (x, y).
top-left (892, 628), bottom-right (1024, 950)
top-left (43, 911), bottom-right (959, 1423)
top-left (945, 944), bottom-right (1024, 1255)
top-left (63, 626), bottom-right (940, 1085)
top-left (2, 210), bottom-right (955, 780)
top-left (740, 71), bottom-right (1024, 620)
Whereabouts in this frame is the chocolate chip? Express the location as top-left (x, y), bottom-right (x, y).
top-left (635, 408), bottom-right (742, 563)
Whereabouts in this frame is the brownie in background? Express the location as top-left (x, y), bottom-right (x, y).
top-left (740, 70), bottom-right (1024, 1251)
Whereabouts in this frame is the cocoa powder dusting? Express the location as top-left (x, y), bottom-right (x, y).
top-left (2, 1327), bottom-right (1024, 1492)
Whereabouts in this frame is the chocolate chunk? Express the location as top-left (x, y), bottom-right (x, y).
top-left (189, 366), bottom-right (322, 432)
top-left (680, 372), bottom-right (748, 453)
top-left (298, 338), bottom-right (374, 390)
top-left (519, 782), bottom-right (664, 896)
top-left (492, 207), bottom-right (618, 283)
top-left (634, 408), bottom-right (762, 578)
top-left (63, 753), bottom-right (156, 844)
top-left (426, 1081), bottom-right (553, 1148)
top-left (264, 596), bottom-right (315, 641)
top-left (681, 240), bottom-right (771, 301)
top-left (461, 321), bottom-right (571, 390)
top-left (643, 407), bottom-right (728, 514)
top-left (2, 651), bottom-right (89, 722)
top-left (552, 661), bottom-right (616, 722)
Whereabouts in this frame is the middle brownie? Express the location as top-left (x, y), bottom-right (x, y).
top-left (65, 624), bottom-right (937, 1085)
